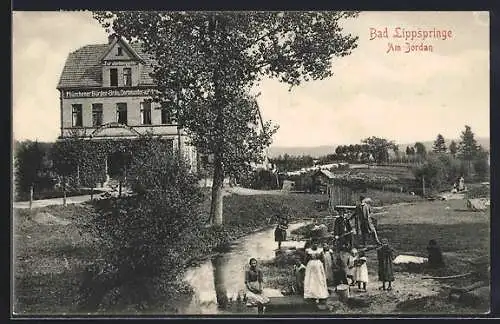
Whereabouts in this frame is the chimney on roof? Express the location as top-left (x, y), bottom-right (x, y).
top-left (108, 33), bottom-right (116, 44)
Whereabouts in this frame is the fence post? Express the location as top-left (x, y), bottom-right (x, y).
top-left (422, 176), bottom-right (426, 197)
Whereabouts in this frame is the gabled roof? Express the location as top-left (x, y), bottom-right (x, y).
top-left (98, 35), bottom-right (146, 64)
top-left (57, 37), bottom-right (156, 90)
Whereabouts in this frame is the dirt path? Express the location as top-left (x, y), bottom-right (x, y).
top-left (14, 186), bottom-right (287, 209)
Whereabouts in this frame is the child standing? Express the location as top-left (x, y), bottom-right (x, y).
top-left (354, 251), bottom-right (369, 292)
top-left (377, 238), bottom-right (395, 291)
top-left (293, 258), bottom-right (307, 294)
top-left (322, 243), bottom-right (334, 285)
top-left (346, 248), bottom-right (358, 286)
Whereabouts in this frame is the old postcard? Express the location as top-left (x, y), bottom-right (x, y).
top-left (12, 11), bottom-right (490, 317)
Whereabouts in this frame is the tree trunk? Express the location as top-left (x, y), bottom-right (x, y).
top-left (210, 154), bottom-right (224, 225)
top-left (29, 185), bottom-right (33, 210)
top-left (90, 187), bottom-right (94, 200)
top-left (208, 15), bottom-right (225, 226)
top-left (212, 255), bottom-right (228, 309)
top-left (119, 180), bottom-right (122, 198)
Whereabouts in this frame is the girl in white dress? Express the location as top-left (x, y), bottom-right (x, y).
top-left (322, 243), bottom-right (334, 285)
top-left (354, 252), bottom-right (369, 291)
top-left (304, 242), bottom-right (330, 301)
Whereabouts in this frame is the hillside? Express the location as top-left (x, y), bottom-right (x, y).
top-left (269, 137), bottom-right (489, 158)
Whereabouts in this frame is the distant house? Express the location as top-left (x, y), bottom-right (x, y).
top-left (312, 169), bottom-right (335, 194)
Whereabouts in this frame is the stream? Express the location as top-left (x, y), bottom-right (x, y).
top-left (179, 222), bottom-right (309, 314)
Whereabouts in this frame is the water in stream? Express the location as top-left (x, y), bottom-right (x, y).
top-left (180, 222), bottom-right (308, 314)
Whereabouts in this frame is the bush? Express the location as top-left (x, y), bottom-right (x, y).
top-left (77, 139), bottom-right (204, 311)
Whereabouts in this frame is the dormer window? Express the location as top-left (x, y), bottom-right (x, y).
top-left (117, 47), bottom-right (123, 56)
top-left (123, 68), bottom-right (132, 87)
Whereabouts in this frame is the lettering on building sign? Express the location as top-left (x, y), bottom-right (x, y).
top-left (63, 88), bottom-right (156, 99)
top-left (103, 61), bottom-right (138, 66)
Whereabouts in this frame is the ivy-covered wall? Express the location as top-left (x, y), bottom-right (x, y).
top-left (52, 137), bottom-right (176, 188)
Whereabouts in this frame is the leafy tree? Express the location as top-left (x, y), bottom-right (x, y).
top-left (414, 142), bottom-right (427, 160)
top-left (406, 146), bottom-right (415, 156)
top-left (93, 11), bottom-right (359, 225)
top-left (51, 139), bottom-right (80, 205)
top-left (413, 155), bottom-right (447, 193)
top-left (449, 140), bottom-right (458, 158)
top-left (361, 137), bottom-right (395, 163)
top-left (14, 140), bottom-right (54, 201)
top-left (432, 134), bottom-right (447, 153)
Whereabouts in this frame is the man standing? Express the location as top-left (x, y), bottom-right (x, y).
top-left (333, 211), bottom-right (354, 250)
top-left (351, 196), bottom-right (381, 246)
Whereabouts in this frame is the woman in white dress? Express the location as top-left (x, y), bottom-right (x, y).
top-left (304, 241), bottom-right (330, 302)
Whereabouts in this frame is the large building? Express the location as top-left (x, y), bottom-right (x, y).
top-left (57, 34), bottom-right (198, 173)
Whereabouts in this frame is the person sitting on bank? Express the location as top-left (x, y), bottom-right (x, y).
top-left (426, 239), bottom-right (445, 268)
top-left (245, 258), bottom-right (270, 314)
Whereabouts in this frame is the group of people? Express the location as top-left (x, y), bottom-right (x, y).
top-left (333, 195), bottom-right (382, 250)
top-left (293, 237), bottom-right (396, 303)
top-left (242, 196), bottom-right (396, 313)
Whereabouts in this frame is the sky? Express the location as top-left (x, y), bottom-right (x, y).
top-left (12, 11), bottom-right (490, 147)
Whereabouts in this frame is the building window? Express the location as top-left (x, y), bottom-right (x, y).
top-left (161, 105), bottom-right (172, 124)
top-left (72, 104), bottom-right (83, 127)
top-left (110, 68), bottom-right (118, 86)
top-left (116, 103), bottom-right (127, 124)
top-left (92, 103), bottom-right (103, 127)
top-left (123, 68), bottom-right (132, 87)
top-left (140, 101), bottom-right (152, 125)
top-left (117, 47), bottom-right (123, 56)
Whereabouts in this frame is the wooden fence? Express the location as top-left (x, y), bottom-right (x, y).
top-left (327, 182), bottom-right (363, 212)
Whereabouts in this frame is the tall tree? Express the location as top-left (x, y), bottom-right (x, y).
top-left (432, 134), bottom-right (447, 153)
top-left (449, 140), bottom-right (458, 158)
top-left (94, 11), bottom-right (359, 225)
top-left (414, 142), bottom-right (427, 160)
top-left (457, 125), bottom-right (479, 174)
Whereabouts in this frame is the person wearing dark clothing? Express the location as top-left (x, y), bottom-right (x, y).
top-left (274, 216), bottom-right (288, 249)
top-left (332, 254), bottom-right (349, 288)
top-left (426, 239), bottom-right (445, 268)
top-left (333, 213), bottom-right (353, 250)
top-left (377, 238), bottom-right (395, 290)
top-left (351, 196), bottom-right (381, 246)
top-left (293, 258), bottom-right (307, 294)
